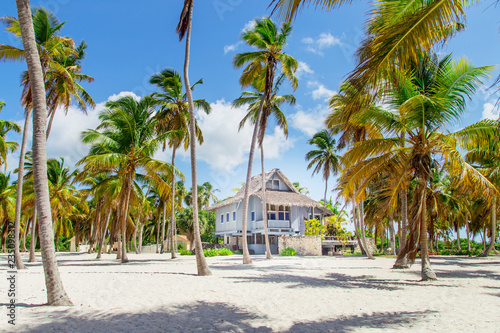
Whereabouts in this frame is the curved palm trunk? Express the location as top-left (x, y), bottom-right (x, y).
top-left (22, 219), bottom-right (29, 252)
top-left (351, 198), bottom-right (364, 255)
top-left (16, 0), bottom-right (72, 305)
top-left (260, 145), bottom-right (272, 259)
top-left (182, 1), bottom-right (211, 275)
top-left (479, 197), bottom-right (496, 257)
top-left (29, 207), bottom-right (37, 262)
top-left (97, 210), bottom-right (111, 259)
top-left (419, 179), bottom-right (436, 280)
top-left (13, 110), bottom-right (31, 269)
top-left (156, 210), bottom-right (161, 253)
top-left (170, 147), bottom-right (177, 259)
top-left (138, 223), bottom-right (144, 254)
top-left (46, 109), bottom-right (56, 139)
top-left (120, 174), bottom-right (133, 263)
top-left (456, 221), bottom-right (461, 252)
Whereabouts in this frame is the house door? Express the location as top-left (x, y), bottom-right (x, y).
top-left (269, 236), bottom-right (279, 254)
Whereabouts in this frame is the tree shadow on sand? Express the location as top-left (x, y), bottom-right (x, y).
top-left (225, 272), bottom-right (455, 291)
top-left (22, 302), bottom-right (433, 333)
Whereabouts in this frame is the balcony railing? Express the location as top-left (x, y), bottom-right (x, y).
top-left (254, 220), bottom-right (290, 229)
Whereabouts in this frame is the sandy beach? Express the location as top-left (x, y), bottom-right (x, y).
top-left (3, 253), bottom-right (500, 332)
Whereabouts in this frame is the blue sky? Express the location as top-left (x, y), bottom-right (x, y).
top-left (0, 0), bottom-right (499, 205)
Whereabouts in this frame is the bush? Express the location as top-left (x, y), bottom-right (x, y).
top-left (203, 248), bottom-right (234, 257)
top-left (281, 247), bottom-right (296, 256)
top-left (177, 243), bottom-right (185, 251)
top-left (179, 249), bottom-right (193, 255)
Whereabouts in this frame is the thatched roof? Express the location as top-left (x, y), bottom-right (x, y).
top-left (208, 169), bottom-right (332, 215)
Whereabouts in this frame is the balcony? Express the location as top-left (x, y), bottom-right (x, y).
top-left (254, 220), bottom-right (290, 229)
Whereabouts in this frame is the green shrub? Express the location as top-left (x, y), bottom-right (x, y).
top-left (203, 249), bottom-right (219, 257)
top-left (216, 248), bottom-right (234, 256)
top-left (177, 243), bottom-right (185, 251)
top-left (179, 249), bottom-right (193, 255)
top-left (281, 247), bottom-right (296, 256)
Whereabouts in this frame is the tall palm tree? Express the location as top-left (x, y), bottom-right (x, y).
top-left (233, 75), bottom-right (295, 259)
top-left (79, 96), bottom-right (177, 263)
top-left (176, 0), bottom-right (212, 276)
top-left (341, 54), bottom-right (495, 280)
top-left (149, 67), bottom-right (209, 257)
top-left (1, 7), bottom-right (77, 269)
top-left (306, 130), bottom-right (341, 208)
top-left (14, 0), bottom-right (72, 305)
top-left (233, 17), bottom-right (297, 264)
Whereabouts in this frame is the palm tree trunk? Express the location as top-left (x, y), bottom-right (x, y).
top-left (400, 188), bottom-right (408, 253)
top-left (182, 1), bottom-right (211, 275)
top-left (479, 196), bottom-right (496, 257)
top-left (156, 210), bottom-right (161, 253)
top-left (418, 178), bottom-right (436, 280)
top-left (97, 210), bottom-right (111, 259)
top-left (351, 197), bottom-right (364, 255)
top-left (29, 207), bottom-right (37, 262)
top-left (120, 175), bottom-right (132, 263)
top-left (465, 212), bottom-right (471, 255)
top-left (389, 214), bottom-right (396, 255)
top-left (170, 147), bottom-right (177, 259)
top-left (46, 109), bottom-right (56, 139)
top-left (13, 110), bottom-right (31, 269)
top-left (260, 145), bottom-right (272, 259)
top-left (22, 218), bottom-right (29, 252)
top-left (160, 200), bottom-right (167, 254)
top-left (359, 200), bottom-right (374, 259)
top-left (138, 223), bottom-right (144, 254)
top-left (456, 222), bottom-right (461, 252)
top-left (133, 218), bottom-right (139, 254)
top-left (16, 0), bottom-right (72, 305)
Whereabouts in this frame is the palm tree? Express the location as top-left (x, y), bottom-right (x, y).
top-left (233, 17), bottom-right (297, 264)
top-left (306, 130), bottom-right (341, 208)
top-left (79, 96), bottom-right (177, 263)
top-left (293, 182), bottom-right (309, 195)
top-left (14, 0), bottom-right (72, 305)
top-left (149, 67), bottom-right (209, 257)
top-left (270, 0), bottom-right (467, 95)
top-left (1, 7), bottom-right (76, 269)
top-left (233, 75), bottom-right (295, 259)
top-left (464, 121), bottom-right (500, 256)
top-left (341, 53), bottom-right (495, 280)
top-left (176, 0), bottom-right (212, 276)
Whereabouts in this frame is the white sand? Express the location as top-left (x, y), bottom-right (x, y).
top-left (2, 252), bottom-right (500, 332)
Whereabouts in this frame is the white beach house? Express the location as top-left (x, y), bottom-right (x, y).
top-left (208, 169), bottom-right (332, 254)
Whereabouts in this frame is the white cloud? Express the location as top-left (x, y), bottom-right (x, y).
top-left (289, 105), bottom-right (330, 137)
top-left (482, 102), bottom-right (499, 120)
top-left (108, 91), bottom-right (140, 102)
top-left (263, 127), bottom-right (295, 159)
top-left (296, 61), bottom-right (314, 79)
top-left (224, 41), bottom-right (242, 55)
top-left (195, 99), bottom-right (294, 171)
top-left (302, 32), bottom-right (341, 55)
top-left (242, 19), bottom-right (257, 32)
top-left (307, 81), bottom-right (336, 101)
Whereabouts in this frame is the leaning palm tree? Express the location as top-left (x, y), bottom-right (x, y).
top-left (13, 0), bottom-right (72, 305)
top-left (79, 96), bottom-right (178, 263)
top-left (341, 53), bottom-right (495, 280)
top-left (233, 17), bottom-right (297, 264)
top-left (176, 0), bottom-right (211, 276)
top-left (149, 67), bottom-right (209, 257)
top-left (233, 74), bottom-right (295, 259)
top-left (306, 130), bottom-right (341, 208)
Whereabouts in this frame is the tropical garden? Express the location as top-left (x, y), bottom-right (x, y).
top-left (0, 0), bottom-right (498, 307)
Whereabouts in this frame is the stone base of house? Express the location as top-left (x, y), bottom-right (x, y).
top-left (278, 235), bottom-right (321, 256)
top-left (353, 238), bottom-right (377, 254)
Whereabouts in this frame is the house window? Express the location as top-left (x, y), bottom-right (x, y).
top-left (266, 179), bottom-right (280, 190)
top-left (266, 180), bottom-right (273, 189)
top-left (226, 213), bottom-right (229, 223)
top-left (251, 211), bottom-right (255, 221)
top-left (220, 214), bottom-right (224, 223)
top-left (267, 204), bottom-right (290, 221)
top-left (233, 211), bottom-right (236, 221)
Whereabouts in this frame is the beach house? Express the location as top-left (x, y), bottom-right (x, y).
top-left (208, 169), bottom-right (332, 254)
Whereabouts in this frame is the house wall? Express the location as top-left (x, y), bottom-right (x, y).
top-left (278, 235), bottom-right (322, 256)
